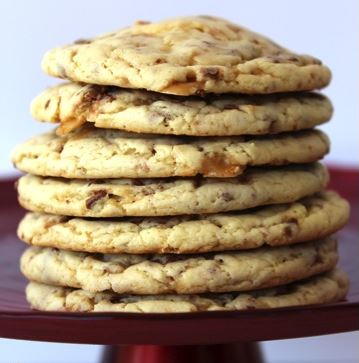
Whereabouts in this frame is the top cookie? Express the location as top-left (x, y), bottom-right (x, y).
top-left (41, 16), bottom-right (331, 95)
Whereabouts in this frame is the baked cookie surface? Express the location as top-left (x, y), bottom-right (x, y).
top-left (20, 238), bottom-right (337, 295)
top-left (17, 163), bottom-right (328, 217)
top-left (18, 191), bottom-right (349, 254)
top-left (31, 83), bottom-right (333, 136)
top-left (12, 126), bottom-right (329, 178)
top-left (26, 269), bottom-right (348, 312)
top-left (41, 16), bottom-right (331, 95)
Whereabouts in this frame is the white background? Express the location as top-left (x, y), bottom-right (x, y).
top-left (0, 0), bottom-right (358, 362)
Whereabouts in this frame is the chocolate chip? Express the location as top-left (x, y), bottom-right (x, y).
top-left (85, 189), bottom-right (107, 209)
top-left (44, 216), bottom-right (70, 229)
top-left (82, 89), bottom-right (99, 103)
top-left (74, 38), bottom-right (92, 45)
top-left (92, 253), bottom-right (105, 261)
top-left (83, 86), bottom-right (118, 108)
top-left (142, 187), bottom-right (155, 196)
top-left (202, 67), bottom-right (221, 79)
top-left (101, 87), bottom-right (119, 102)
top-left (154, 58), bottom-right (165, 64)
top-left (221, 192), bottom-right (234, 202)
top-left (110, 296), bottom-right (124, 304)
top-left (107, 193), bottom-right (122, 203)
top-left (150, 110), bottom-right (173, 124)
top-left (132, 180), bottom-right (144, 186)
top-left (83, 87), bottom-right (104, 103)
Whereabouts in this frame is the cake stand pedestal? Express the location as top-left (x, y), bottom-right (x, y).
top-left (100, 343), bottom-right (263, 363)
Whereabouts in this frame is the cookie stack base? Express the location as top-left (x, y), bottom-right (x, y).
top-left (26, 269), bottom-right (348, 313)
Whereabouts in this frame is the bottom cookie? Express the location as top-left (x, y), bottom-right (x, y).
top-left (26, 269), bottom-right (348, 313)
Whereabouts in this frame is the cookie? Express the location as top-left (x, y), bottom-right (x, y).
top-left (25, 269), bottom-right (348, 312)
top-left (18, 191), bottom-right (349, 254)
top-left (31, 83), bottom-right (333, 136)
top-left (12, 126), bottom-right (329, 179)
top-left (17, 163), bottom-right (328, 217)
top-left (41, 16), bottom-right (331, 95)
top-left (21, 237), bottom-right (337, 295)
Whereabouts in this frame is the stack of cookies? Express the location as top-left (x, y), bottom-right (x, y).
top-left (12, 16), bottom-right (350, 313)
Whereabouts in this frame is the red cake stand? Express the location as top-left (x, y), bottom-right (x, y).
top-left (1, 169), bottom-right (358, 363)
